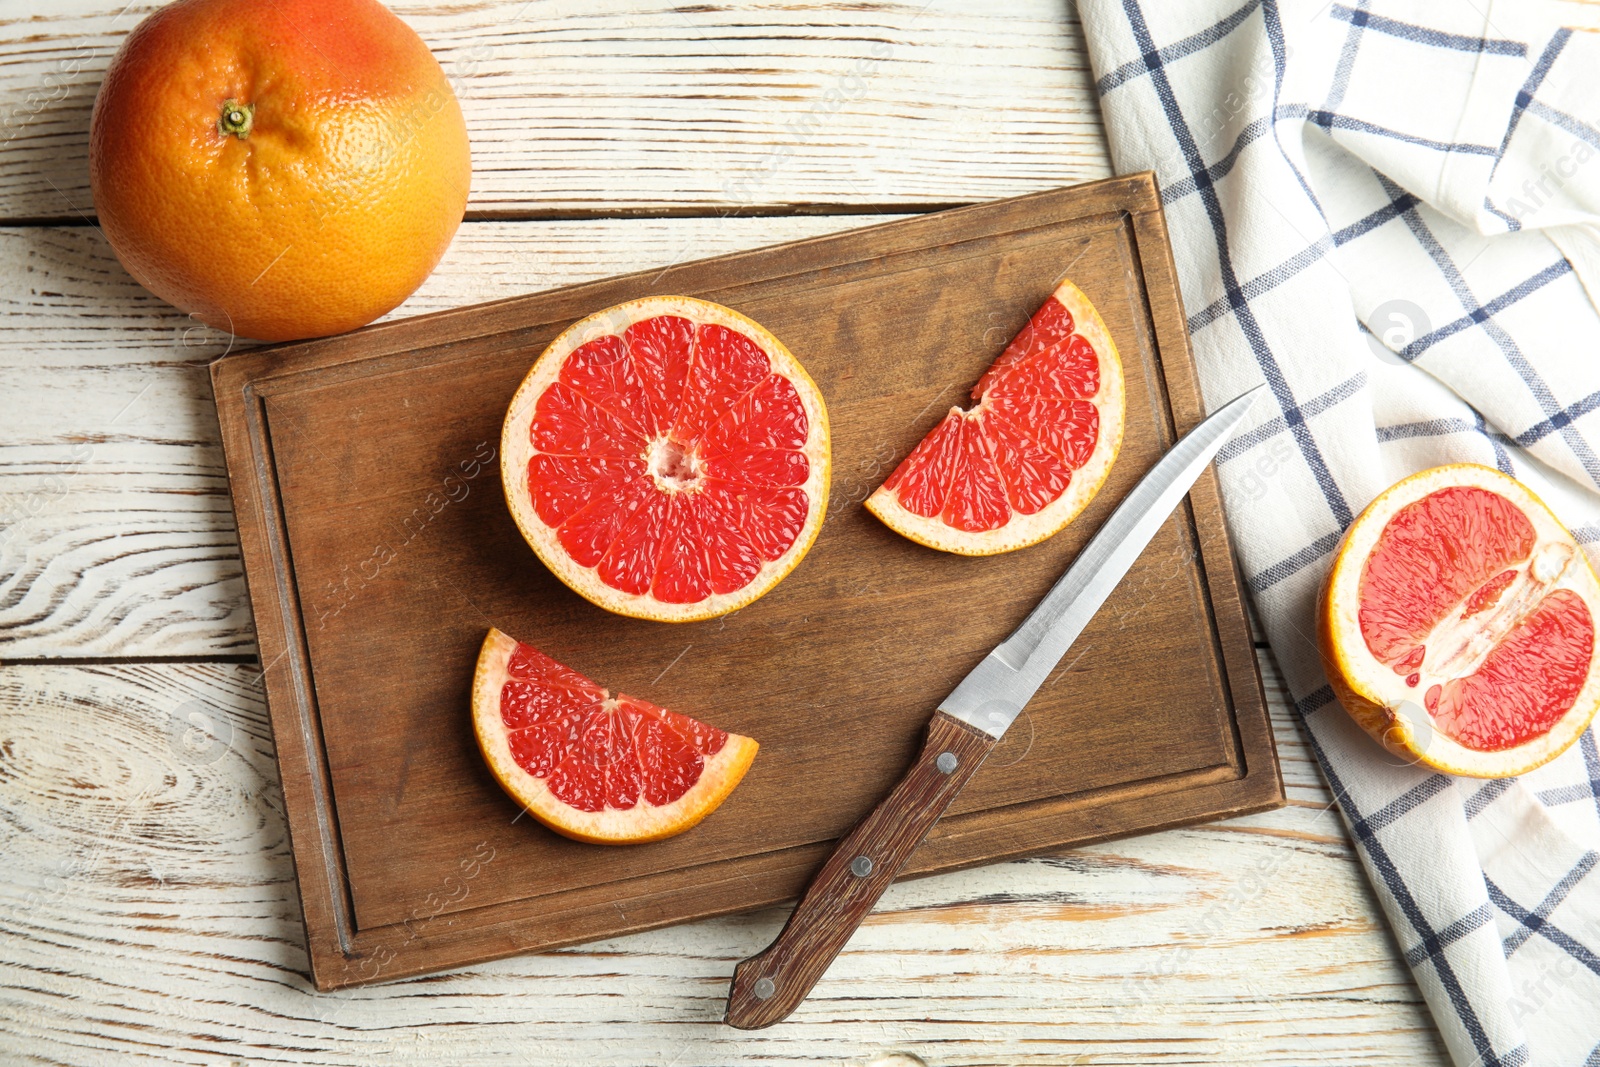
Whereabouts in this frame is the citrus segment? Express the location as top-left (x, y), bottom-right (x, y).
top-left (472, 628), bottom-right (758, 843)
top-left (1319, 464), bottom-right (1600, 777)
top-left (866, 279), bottom-right (1124, 555)
top-left (502, 296), bottom-right (830, 622)
top-left (1429, 590), bottom-right (1593, 751)
top-left (1357, 485), bottom-right (1536, 665)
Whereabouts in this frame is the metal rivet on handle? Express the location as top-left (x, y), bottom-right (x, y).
top-left (850, 855), bottom-right (873, 877)
top-left (936, 751), bottom-right (958, 774)
top-left (753, 977), bottom-right (775, 1000)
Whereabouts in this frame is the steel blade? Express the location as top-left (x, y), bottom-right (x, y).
top-left (939, 385), bottom-right (1265, 738)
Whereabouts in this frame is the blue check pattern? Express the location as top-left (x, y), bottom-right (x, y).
top-left (1080, 2), bottom-right (1600, 1064)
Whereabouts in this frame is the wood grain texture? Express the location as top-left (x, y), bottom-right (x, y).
top-left (0, 215), bottom-right (886, 659)
top-left (727, 713), bottom-right (997, 1028)
top-left (0, 209), bottom-right (1442, 1058)
top-left (0, 0), bottom-right (1108, 223)
top-left (209, 176), bottom-right (1283, 989)
top-left (0, 2), bottom-right (1452, 1055)
top-left (0, 654), bottom-right (1448, 1065)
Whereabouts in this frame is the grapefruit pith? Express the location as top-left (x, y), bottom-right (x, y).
top-left (865, 279), bottom-right (1125, 555)
top-left (472, 628), bottom-right (758, 844)
top-left (1319, 464), bottom-right (1600, 778)
top-left (501, 296), bottom-right (830, 622)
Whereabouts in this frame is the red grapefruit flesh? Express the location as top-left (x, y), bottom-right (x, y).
top-left (1319, 464), bottom-right (1600, 777)
top-left (501, 296), bottom-right (830, 622)
top-left (865, 279), bottom-right (1125, 554)
top-left (472, 628), bottom-right (758, 843)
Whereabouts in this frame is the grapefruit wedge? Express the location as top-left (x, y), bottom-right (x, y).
top-left (502, 296), bottom-right (830, 622)
top-left (1319, 464), bottom-right (1600, 778)
top-left (472, 628), bottom-right (758, 843)
top-left (866, 280), bottom-right (1125, 554)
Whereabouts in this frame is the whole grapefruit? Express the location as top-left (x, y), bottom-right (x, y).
top-left (88, 0), bottom-right (471, 342)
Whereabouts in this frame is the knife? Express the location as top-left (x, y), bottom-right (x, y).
top-left (723, 384), bottom-right (1266, 1029)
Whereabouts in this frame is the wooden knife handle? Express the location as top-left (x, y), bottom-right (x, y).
top-left (724, 711), bottom-right (997, 1029)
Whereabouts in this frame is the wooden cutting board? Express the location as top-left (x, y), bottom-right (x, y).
top-left (211, 173), bottom-right (1283, 992)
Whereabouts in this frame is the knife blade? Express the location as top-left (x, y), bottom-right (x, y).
top-left (723, 384), bottom-right (1265, 1030)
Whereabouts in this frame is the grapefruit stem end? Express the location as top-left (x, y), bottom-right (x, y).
top-left (217, 99), bottom-right (254, 140)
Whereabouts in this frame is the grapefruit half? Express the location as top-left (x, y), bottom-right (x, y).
top-left (865, 280), bottom-right (1125, 555)
top-left (1319, 464), bottom-right (1600, 778)
top-left (502, 296), bottom-right (830, 622)
top-left (472, 628), bottom-right (758, 843)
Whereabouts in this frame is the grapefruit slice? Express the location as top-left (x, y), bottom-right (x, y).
top-left (865, 279), bottom-right (1125, 555)
top-left (472, 628), bottom-right (758, 843)
top-left (502, 295), bottom-right (830, 622)
top-left (1319, 464), bottom-right (1600, 778)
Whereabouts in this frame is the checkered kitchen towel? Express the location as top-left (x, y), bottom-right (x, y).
top-left (1077, 1), bottom-right (1600, 1064)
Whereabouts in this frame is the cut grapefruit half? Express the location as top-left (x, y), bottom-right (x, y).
top-left (865, 279), bottom-right (1125, 555)
top-left (1319, 464), bottom-right (1600, 778)
top-left (502, 295), bottom-right (830, 622)
top-left (472, 628), bottom-right (758, 843)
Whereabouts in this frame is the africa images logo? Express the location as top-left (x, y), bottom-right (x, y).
top-left (1365, 299), bottom-right (1432, 366)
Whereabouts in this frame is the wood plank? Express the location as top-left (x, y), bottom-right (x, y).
top-left (0, 654), bottom-right (1449, 1065)
top-left (0, 3), bottom-right (1446, 1059)
top-left (210, 175), bottom-right (1283, 988)
top-left (0, 0), bottom-right (1108, 224)
top-left (0, 215), bottom-right (883, 658)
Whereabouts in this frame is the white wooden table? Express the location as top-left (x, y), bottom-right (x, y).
top-left (0, 2), bottom-right (1452, 1063)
